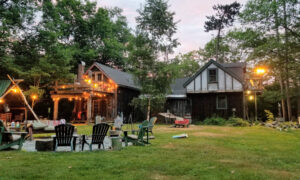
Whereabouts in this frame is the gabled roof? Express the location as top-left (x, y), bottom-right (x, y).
top-left (167, 77), bottom-right (189, 98)
top-left (170, 77), bottom-right (189, 95)
top-left (89, 63), bottom-right (140, 90)
top-left (183, 59), bottom-right (245, 87)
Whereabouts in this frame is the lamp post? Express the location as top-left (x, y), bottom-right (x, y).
top-left (247, 66), bottom-right (267, 124)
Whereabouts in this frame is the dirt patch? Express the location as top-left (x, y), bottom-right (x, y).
top-left (151, 173), bottom-right (175, 180)
top-left (192, 132), bottom-right (228, 137)
top-left (155, 125), bottom-right (202, 133)
top-left (265, 169), bottom-right (297, 179)
top-left (161, 143), bottom-right (176, 149)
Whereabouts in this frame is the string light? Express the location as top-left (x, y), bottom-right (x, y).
top-left (31, 94), bottom-right (38, 100)
top-left (0, 99), bottom-right (4, 103)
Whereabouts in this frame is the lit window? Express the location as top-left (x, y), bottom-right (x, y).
top-left (217, 95), bottom-right (227, 109)
top-left (208, 69), bottom-right (217, 83)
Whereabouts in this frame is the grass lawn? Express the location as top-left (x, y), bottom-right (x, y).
top-left (1, 125), bottom-right (300, 180)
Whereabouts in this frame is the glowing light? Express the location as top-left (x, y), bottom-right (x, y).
top-left (255, 68), bottom-right (266, 75)
top-left (249, 95), bottom-right (254, 101)
top-left (68, 98), bottom-right (72, 101)
top-left (93, 84), bottom-right (98, 88)
top-left (246, 90), bottom-right (251, 95)
top-left (11, 88), bottom-right (18, 93)
top-left (31, 94), bottom-right (38, 100)
top-left (0, 99), bottom-right (4, 103)
top-left (87, 79), bottom-right (91, 84)
top-left (62, 86), bottom-right (66, 89)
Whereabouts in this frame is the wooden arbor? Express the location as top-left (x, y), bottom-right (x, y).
top-left (50, 75), bottom-right (118, 123)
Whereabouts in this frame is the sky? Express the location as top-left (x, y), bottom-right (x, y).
top-left (96, 0), bottom-right (248, 56)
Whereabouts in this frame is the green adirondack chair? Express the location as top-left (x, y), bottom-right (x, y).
top-left (0, 120), bottom-right (27, 151)
top-left (148, 117), bottom-right (157, 135)
top-left (124, 120), bottom-right (150, 146)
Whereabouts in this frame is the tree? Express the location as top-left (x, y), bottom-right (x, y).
top-left (172, 51), bottom-right (201, 78)
top-left (136, 0), bottom-right (179, 61)
top-left (236, 0), bottom-right (300, 121)
top-left (129, 0), bottom-right (179, 120)
top-left (204, 1), bottom-right (241, 62)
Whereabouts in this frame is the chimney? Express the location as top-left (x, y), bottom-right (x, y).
top-left (77, 61), bottom-right (86, 84)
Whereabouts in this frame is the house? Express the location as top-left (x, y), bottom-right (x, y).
top-left (50, 62), bottom-right (140, 123)
top-left (166, 59), bottom-right (246, 121)
top-left (166, 77), bottom-right (191, 117)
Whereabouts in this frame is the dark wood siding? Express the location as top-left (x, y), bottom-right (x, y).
top-left (165, 98), bottom-right (191, 117)
top-left (117, 87), bottom-right (140, 122)
top-left (188, 92), bottom-right (244, 121)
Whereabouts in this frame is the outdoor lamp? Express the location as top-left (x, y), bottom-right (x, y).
top-left (31, 94), bottom-right (38, 100)
top-left (0, 99), bottom-right (4, 103)
top-left (248, 95), bottom-right (254, 101)
top-left (255, 67), bottom-right (267, 75)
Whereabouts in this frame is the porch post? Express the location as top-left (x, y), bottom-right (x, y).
top-left (87, 97), bottom-right (92, 124)
top-left (53, 99), bottom-right (59, 120)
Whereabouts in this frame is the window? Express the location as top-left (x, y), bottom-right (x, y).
top-left (97, 73), bottom-right (102, 82)
top-left (208, 69), bottom-right (217, 83)
top-left (217, 95), bottom-right (227, 109)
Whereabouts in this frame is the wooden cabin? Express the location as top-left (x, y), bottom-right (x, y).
top-left (50, 62), bottom-right (140, 123)
top-left (166, 60), bottom-right (246, 121)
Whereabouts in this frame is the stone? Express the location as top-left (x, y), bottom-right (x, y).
top-left (35, 139), bottom-right (53, 151)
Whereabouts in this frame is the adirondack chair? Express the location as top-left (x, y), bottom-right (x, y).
top-left (81, 123), bottom-right (110, 151)
top-left (53, 124), bottom-right (77, 152)
top-left (0, 120), bottom-right (27, 150)
top-left (148, 117), bottom-right (157, 135)
top-left (124, 120), bottom-right (150, 146)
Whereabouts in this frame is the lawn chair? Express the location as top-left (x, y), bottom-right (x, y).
top-left (148, 117), bottom-right (157, 135)
top-left (124, 120), bottom-right (150, 146)
top-left (81, 123), bottom-right (110, 151)
top-left (53, 124), bottom-right (77, 152)
top-left (0, 120), bottom-right (27, 150)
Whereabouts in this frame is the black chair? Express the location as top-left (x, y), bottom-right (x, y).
top-left (53, 124), bottom-right (77, 152)
top-left (82, 123), bottom-right (110, 151)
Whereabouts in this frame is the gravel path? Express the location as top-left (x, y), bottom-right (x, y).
top-left (13, 136), bottom-right (129, 152)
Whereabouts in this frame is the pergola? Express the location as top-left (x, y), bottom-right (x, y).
top-left (50, 74), bottom-right (118, 123)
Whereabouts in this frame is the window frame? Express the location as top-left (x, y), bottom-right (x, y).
top-left (216, 95), bottom-right (227, 110)
top-left (207, 68), bottom-right (218, 83)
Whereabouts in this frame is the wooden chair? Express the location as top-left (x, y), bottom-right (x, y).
top-left (81, 123), bottom-right (110, 151)
top-left (0, 120), bottom-right (27, 151)
top-left (53, 124), bottom-right (77, 152)
top-left (148, 117), bottom-right (157, 135)
top-left (124, 120), bottom-right (150, 146)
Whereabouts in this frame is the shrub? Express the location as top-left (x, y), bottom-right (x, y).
top-left (203, 116), bottom-right (226, 126)
top-left (264, 110), bottom-right (274, 123)
top-left (227, 117), bottom-right (249, 127)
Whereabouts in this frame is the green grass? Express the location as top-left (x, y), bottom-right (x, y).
top-left (1, 125), bottom-right (300, 180)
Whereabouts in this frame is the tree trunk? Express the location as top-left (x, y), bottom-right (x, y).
top-left (279, 75), bottom-right (287, 121)
top-left (147, 98), bottom-right (151, 121)
top-left (283, 0), bottom-right (292, 121)
top-left (216, 28), bottom-right (221, 62)
top-left (274, 0), bottom-right (287, 121)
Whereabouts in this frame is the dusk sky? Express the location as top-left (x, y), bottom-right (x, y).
top-left (97, 0), bottom-right (248, 56)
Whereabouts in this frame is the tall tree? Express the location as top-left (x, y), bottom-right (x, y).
top-left (204, 1), bottom-right (241, 62)
top-left (237, 0), bottom-right (300, 121)
top-left (136, 0), bottom-right (179, 61)
top-left (129, 0), bottom-right (179, 120)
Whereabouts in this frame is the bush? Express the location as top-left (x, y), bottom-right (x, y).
top-left (227, 117), bottom-right (249, 127)
top-left (264, 110), bottom-right (274, 123)
top-left (203, 116), bottom-right (226, 126)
